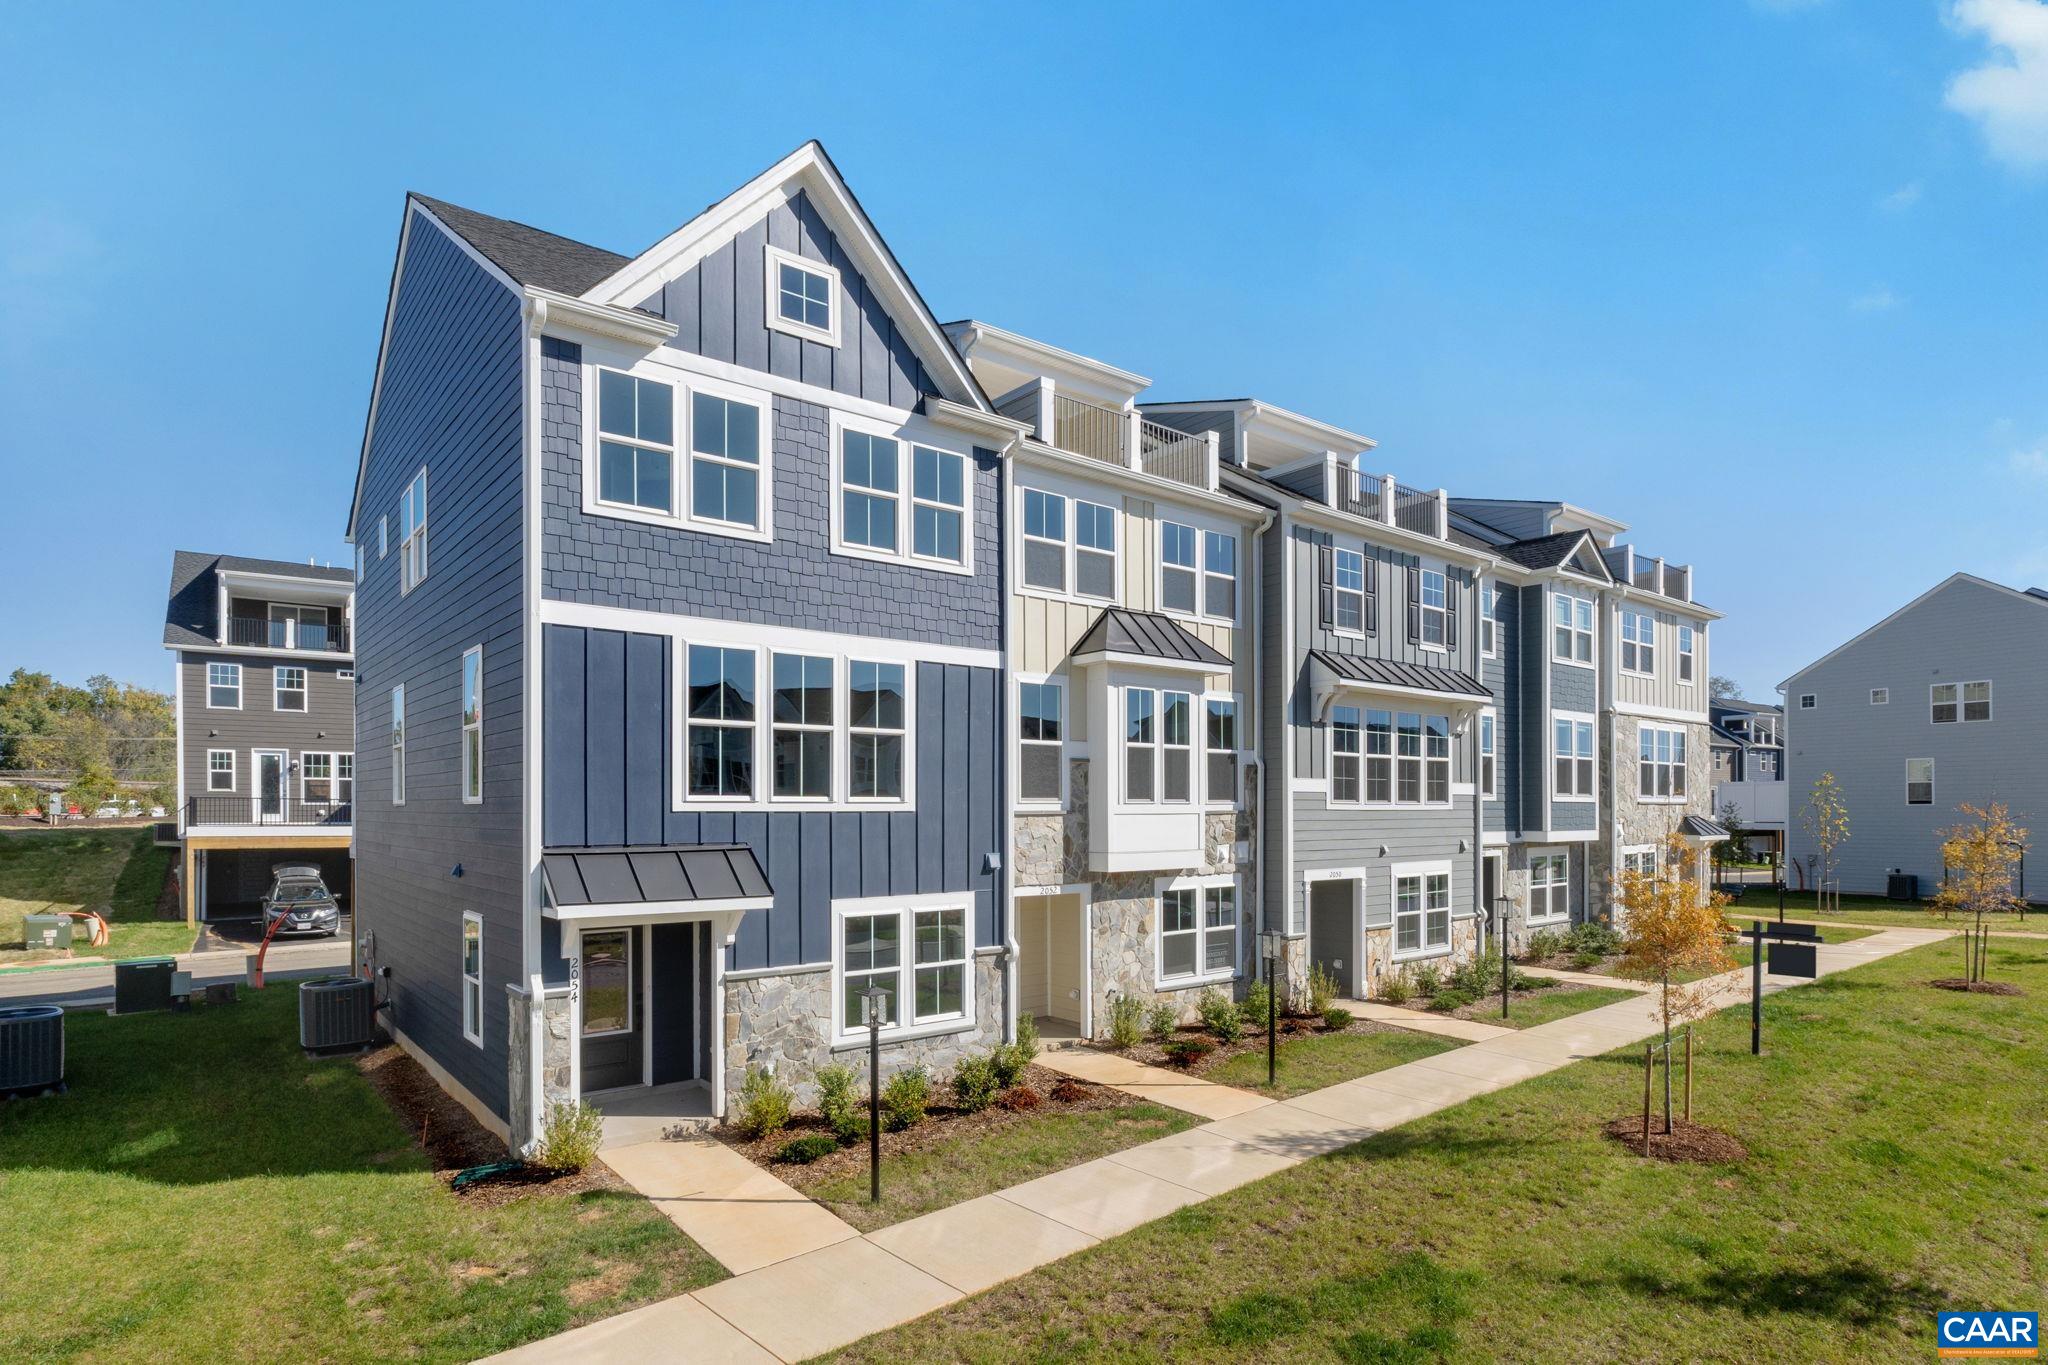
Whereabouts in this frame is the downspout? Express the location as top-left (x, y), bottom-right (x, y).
top-left (998, 438), bottom-right (1018, 1044)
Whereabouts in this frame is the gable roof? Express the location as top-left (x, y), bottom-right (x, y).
top-left (410, 195), bottom-right (628, 296)
top-left (1072, 609), bottom-right (1231, 668)
top-left (1779, 572), bottom-right (2048, 689)
top-left (164, 550), bottom-right (352, 648)
top-left (1495, 529), bottom-right (1613, 580)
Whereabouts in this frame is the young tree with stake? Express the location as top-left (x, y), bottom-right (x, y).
top-left (1617, 829), bottom-right (1734, 1133)
top-left (1801, 773), bottom-right (1850, 916)
top-left (1931, 802), bottom-right (2027, 986)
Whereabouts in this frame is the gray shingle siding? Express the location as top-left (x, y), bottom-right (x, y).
top-left (1786, 577), bottom-right (2048, 893)
top-left (1481, 579), bottom-right (1520, 835)
top-left (1551, 660), bottom-right (1596, 713)
top-left (635, 190), bottom-right (934, 409)
top-left (353, 207), bottom-right (527, 1124)
top-left (1518, 586), bottom-right (1547, 832)
top-left (540, 625), bottom-right (1001, 971)
top-left (538, 341), bottom-right (999, 649)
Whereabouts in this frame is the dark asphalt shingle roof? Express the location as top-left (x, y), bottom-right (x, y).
top-left (163, 550), bottom-right (352, 648)
top-left (541, 844), bottom-right (773, 908)
top-left (1072, 609), bottom-right (1232, 667)
top-left (1495, 530), bottom-right (1599, 572)
top-left (1307, 651), bottom-right (1491, 700)
top-left (412, 194), bottom-right (631, 296)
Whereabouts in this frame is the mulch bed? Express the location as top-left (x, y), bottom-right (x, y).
top-left (717, 1062), bottom-right (1123, 1183)
top-left (1929, 979), bottom-right (2024, 996)
top-left (1602, 1115), bottom-right (1749, 1164)
top-left (356, 1037), bottom-right (627, 1207)
top-left (1101, 1012), bottom-right (1397, 1079)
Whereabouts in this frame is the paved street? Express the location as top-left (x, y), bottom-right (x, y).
top-left (0, 935), bottom-right (351, 1009)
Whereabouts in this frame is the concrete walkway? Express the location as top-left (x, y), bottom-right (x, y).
top-left (1339, 998), bottom-right (1518, 1041)
top-left (1033, 1047), bottom-right (1273, 1119)
top-left (1516, 963), bottom-right (1654, 991)
top-left (489, 925), bottom-right (1946, 1365)
top-left (600, 1134), bottom-right (860, 1277)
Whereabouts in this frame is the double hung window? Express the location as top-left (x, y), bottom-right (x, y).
top-left (771, 653), bottom-right (833, 799)
top-left (1529, 852), bottom-right (1570, 922)
top-left (1395, 872), bottom-right (1452, 955)
top-left (1018, 681), bottom-right (1064, 803)
top-left (687, 645), bottom-right (756, 798)
top-left (1620, 609), bottom-right (1655, 674)
top-left (1554, 716), bottom-right (1595, 798)
top-left (1553, 592), bottom-right (1593, 663)
top-left (598, 371), bottom-right (674, 514)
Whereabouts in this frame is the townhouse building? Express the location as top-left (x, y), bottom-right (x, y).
top-left (349, 144), bottom-right (1015, 1148)
top-left (1783, 574), bottom-right (2048, 897)
top-left (1711, 698), bottom-right (1787, 860)
top-left (943, 323), bottom-right (1267, 1037)
top-left (162, 551), bottom-right (355, 923)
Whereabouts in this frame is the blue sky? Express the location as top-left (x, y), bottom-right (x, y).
top-left (4, 0), bottom-right (2044, 700)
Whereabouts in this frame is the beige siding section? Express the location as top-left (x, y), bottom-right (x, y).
top-left (1614, 603), bottom-right (1712, 715)
top-left (1124, 496), bottom-right (1157, 610)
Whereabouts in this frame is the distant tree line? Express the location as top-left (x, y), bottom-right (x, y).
top-left (0, 669), bottom-right (174, 813)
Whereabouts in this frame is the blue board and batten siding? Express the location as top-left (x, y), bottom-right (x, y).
top-left (634, 189), bottom-right (933, 411)
top-left (354, 209), bottom-right (527, 1120)
top-left (541, 626), bottom-right (1001, 969)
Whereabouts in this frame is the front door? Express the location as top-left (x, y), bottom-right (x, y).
top-left (254, 750), bottom-right (286, 822)
top-left (579, 927), bottom-right (645, 1093)
top-left (1307, 879), bottom-right (1356, 999)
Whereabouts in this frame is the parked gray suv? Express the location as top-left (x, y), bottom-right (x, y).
top-left (261, 864), bottom-right (340, 937)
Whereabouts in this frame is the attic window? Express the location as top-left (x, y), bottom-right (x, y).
top-left (765, 245), bottom-right (841, 347)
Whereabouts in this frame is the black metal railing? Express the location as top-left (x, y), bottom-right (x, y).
top-left (186, 795), bottom-right (352, 827)
top-left (225, 617), bottom-right (350, 652)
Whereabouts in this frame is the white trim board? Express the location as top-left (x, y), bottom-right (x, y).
top-left (537, 598), bottom-right (999, 671)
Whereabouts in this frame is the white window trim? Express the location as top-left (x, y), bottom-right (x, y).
top-left (378, 515), bottom-right (388, 559)
top-left (1155, 518), bottom-right (1240, 627)
top-left (1203, 691), bottom-right (1243, 811)
top-left (1906, 757), bottom-right (1935, 807)
top-left (1389, 859), bottom-right (1455, 961)
top-left (673, 636), bottom-right (917, 812)
top-left (1331, 546), bottom-right (1368, 639)
top-left (390, 683), bottom-right (406, 806)
top-left (1153, 871), bottom-right (1241, 989)
top-left (1636, 721), bottom-right (1689, 805)
top-left (1616, 844), bottom-right (1658, 889)
top-left (1478, 707), bottom-right (1498, 800)
top-left (206, 661), bottom-right (242, 711)
top-left (273, 666), bottom-right (307, 713)
top-left (828, 410), bottom-right (974, 575)
top-left (1552, 590), bottom-right (1595, 665)
top-left (1013, 478), bottom-right (1121, 608)
top-left (577, 927), bottom-right (635, 1037)
top-left (1527, 847), bottom-right (1571, 925)
top-left (338, 669), bottom-right (355, 682)
top-left (299, 751), bottom-right (336, 803)
top-left (829, 893), bottom-right (976, 1047)
top-left (461, 645), bottom-right (484, 806)
top-left (460, 911), bottom-right (484, 1046)
top-left (1552, 709), bottom-right (1597, 803)
top-left (1677, 624), bottom-right (1697, 685)
top-left (1481, 581), bottom-right (1499, 659)
top-left (1870, 688), bottom-right (1888, 705)
top-left (400, 467), bottom-right (428, 596)
top-left (1016, 673), bottom-right (1068, 811)
top-left (1619, 608), bottom-right (1657, 678)
top-left (1930, 679), bottom-right (1992, 725)
top-left (207, 749), bottom-right (235, 793)
top-left (582, 364), bottom-right (775, 544)
top-left (763, 243), bottom-right (843, 348)
top-left (1199, 527), bottom-right (1240, 626)
top-left (1417, 566), bottom-right (1450, 654)
top-left (1799, 693), bottom-right (1817, 709)
top-left (1325, 705), bottom-right (1454, 810)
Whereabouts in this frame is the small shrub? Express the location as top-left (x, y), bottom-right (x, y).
top-left (995, 1084), bottom-right (1043, 1112)
top-left (1108, 994), bottom-right (1145, 1049)
top-left (1307, 962), bottom-right (1340, 1015)
top-left (734, 1066), bottom-right (794, 1140)
top-left (1567, 919), bottom-right (1621, 957)
top-left (1525, 928), bottom-right (1566, 962)
top-left (815, 1063), bottom-right (863, 1145)
top-left (1198, 987), bottom-right (1243, 1043)
top-left (1570, 949), bottom-right (1603, 971)
top-left (1321, 1005), bottom-right (1353, 1030)
top-left (1161, 1037), bottom-right (1215, 1066)
top-left (1378, 971), bottom-right (1414, 1005)
top-left (534, 1100), bottom-right (604, 1173)
top-left (1048, 1077), bottom-right (1088, 1103)
top-left (775, 1133), bottom-right (840, 1165)
top-left (880, 1065), bottom-right (930, 1132)
top-left (1239, 977), bottom-right (1273, 1027)
top-left (1413, 964), bottom-right (1443, 997)
top-left (952, 1052), bottom-right (1000, 1113)
top-left (1146, 1001), bottom-right (1179, 1041)
top-left (1428, 987), bottom-right (1477, 1014)
top-left (992, 1013), bottom-right (1042, 1087)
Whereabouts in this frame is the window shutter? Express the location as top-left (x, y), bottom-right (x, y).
top-left (1364, 555), bottom-right (1378, 634)
top-left (1445, 572), bottom-right (1459, 650)
top-left (1317, 542), bottom-right (1334, 629)
top-left (1405, 563), bottom-right (1420, 644)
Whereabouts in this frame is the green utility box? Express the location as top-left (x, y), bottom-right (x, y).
top-left (22, 914), bottom-right (72, 952)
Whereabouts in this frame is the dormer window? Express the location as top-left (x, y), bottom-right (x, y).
top-left (765, 245), bottom-right (841, 347)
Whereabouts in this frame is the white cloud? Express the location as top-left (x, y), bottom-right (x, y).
top-left (1878, 180), bottom-right (1923, 211)
top-left (1946, 0), bottom-right (2048, 170)
top-left (2009, 445), bottom-right (2048, 480)
top-left (1849, 286), bottom-right (1902, 313)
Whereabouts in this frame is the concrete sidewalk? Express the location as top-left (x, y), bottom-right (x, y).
top-left (488, 925), bottom-right (1945, 1365)
top-left (1516, 963), bottom-right (1654, 991)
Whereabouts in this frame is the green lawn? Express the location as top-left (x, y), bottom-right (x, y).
top-left (1736, 888), bottom-right (2045, 933)
top-left (795, 1100), bottom-right (1200, 1232)
top-left (1206, 1025), bottom-right (1464, 1097)
top-left (0, 987), bottom-right (724, 1363)
top-left (0, 827), bottom-right (193, 965)
top-left (1454, 984), bottom-right (1641, 1030)
top-left (832, 938), bottom-right (2048, 1363)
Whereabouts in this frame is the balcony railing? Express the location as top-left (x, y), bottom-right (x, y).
top-left (186, 795), bottom-right (352, 828)
top-left (1051, 393), bottom-right (1127, 468)
top-left (1328, 462), bottom-right (1449, 540)
top-left (225, 617), bottom-right (350, 652)
top-left (998, 378), bottom-right (1218, 491)
top-left (1136, 419), bottom-right (1210, 487)
top-left (1333, 464), bottom-right (1384, 521)
top-left (1391, 482), bottom-right (1438, 535)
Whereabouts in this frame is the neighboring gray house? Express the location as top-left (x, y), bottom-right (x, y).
top-left (1783, 574), bottom-right (2048, 898)
top-left (1711, 698), bottom-right (1786, 859)
top-left (162, 551), bottom-right (355, 924)
top-left (347, 143), bottom-right (1010, 1151)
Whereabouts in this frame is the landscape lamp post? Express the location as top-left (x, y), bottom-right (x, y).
top-left (1258, 931), bottom-right (1283, 1087)
top-left (1494, 892), bottom-right (1511, 1019)
top-left (863, 983), bottom-right (886, 1204)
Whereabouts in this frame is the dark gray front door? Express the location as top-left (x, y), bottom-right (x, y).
top-left (1308, 880), bottom-right (1355, 998)
top-left (580, 927), bottom-right (643, 1093)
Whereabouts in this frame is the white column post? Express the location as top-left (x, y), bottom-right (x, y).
top-left (1125, 407), bottom-right (1142, 470)
top-left (1380, 474), bottom-right (1397, 526)
top-left (1434, 488), bottom-right (1449, 539)
top-left (1205, 430), bottom-right (1221, 490)
top-left (1035, 379), bottom-right (1055, 448)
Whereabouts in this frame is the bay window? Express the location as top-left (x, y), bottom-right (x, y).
top-left (1125, 689), bottom-right (1157, 802)
top-left (1161, 691), bottom-right (1193, 802)
top-left (1366, 709), bottom-right (1393, 802)
top-left (1396, 712), bottom-right (1424, 802)
top-left (1425, 715), bottom-right (1451, 803)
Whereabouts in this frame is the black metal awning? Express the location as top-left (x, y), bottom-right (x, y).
top-left (1071, 608), bottom-right (1232, 671)
top-left (540, 844), bottom-right (773, 924)
top-left (1678, 815), bottom-right (1730, 841)
top-left (1306, 650), bottom-right (1491, 702)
